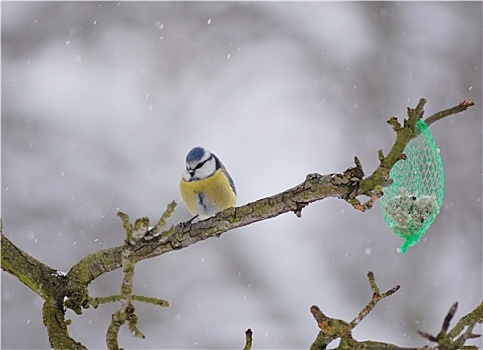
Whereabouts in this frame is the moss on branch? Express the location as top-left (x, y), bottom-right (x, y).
top-left (1, 231), bottom-right (68, 300)
top-left (42, 298), bottom-right (87, 350)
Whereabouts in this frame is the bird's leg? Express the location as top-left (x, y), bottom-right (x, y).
top-left (182, 214), bottom-right (199, 228)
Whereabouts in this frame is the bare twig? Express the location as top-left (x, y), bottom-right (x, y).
top-left (88, 294), bottom-right (170, 309)
top-left (419, 302), bottom-right (482, 349)
top-left (243, 328), bottom-right (253, 350)
top-left (448, 301), bottom-right (483, 340)
top-left (309, 273), bottom-right (481, 350)
top-left (310, 271), bottom-right (400, 349)
top-left (424, 98), bottom-right (474, 127)
top-left (350, 272), bottom-right (400, 328)
top-left (106, 211), bottom-right (172, 349)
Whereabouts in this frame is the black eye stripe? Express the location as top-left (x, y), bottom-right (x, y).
top-left (192, 154), bottom-right (213, 170)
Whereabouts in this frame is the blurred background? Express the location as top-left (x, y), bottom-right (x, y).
top-left (2, 2), bottom-right (481, 349)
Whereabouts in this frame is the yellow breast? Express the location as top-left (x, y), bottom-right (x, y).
top-left (179, 169), bottom-right (236, 217)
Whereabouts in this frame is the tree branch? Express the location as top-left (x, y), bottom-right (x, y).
top-left (310, 271), bottom-right (401, 349)
top-left (424, 98), bottom-right (475, 127)
top-left (1, 226), bottom-right (68, 300)
top-left (2, 222), bottom-right (85, 348)
top-left (66, 98), bottom-right (474, 295)
top-left (418, 302), bottom-right (481, 349)
top-left (350, 271), bottom-right (400, 328)
top-left (309, 273), bottom-right (481, 350)
top-left (67, 171), bottom-right (355, 289)
top-left (106, 214), bottom-right (149, 350)
top-left (243, 328), bottom-right (253, 350)
top-left (1, 98), bottom-right (476, 349)
top-left (448, 302), bottom-right (483, 340)
top-left (42, 298), bottom-right (87, 350)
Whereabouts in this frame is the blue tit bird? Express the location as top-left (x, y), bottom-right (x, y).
top-left (179, 147), bottom-right (237, 220)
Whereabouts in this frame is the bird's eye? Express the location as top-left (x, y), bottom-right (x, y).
top-left (195, 162), bottom-right (203, 170)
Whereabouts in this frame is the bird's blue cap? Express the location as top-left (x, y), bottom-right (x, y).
top-left (186, 147), bottom-right (206, 163)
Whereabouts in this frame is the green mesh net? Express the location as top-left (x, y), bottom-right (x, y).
top-left (380, 119), bottom-right (444, 254)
